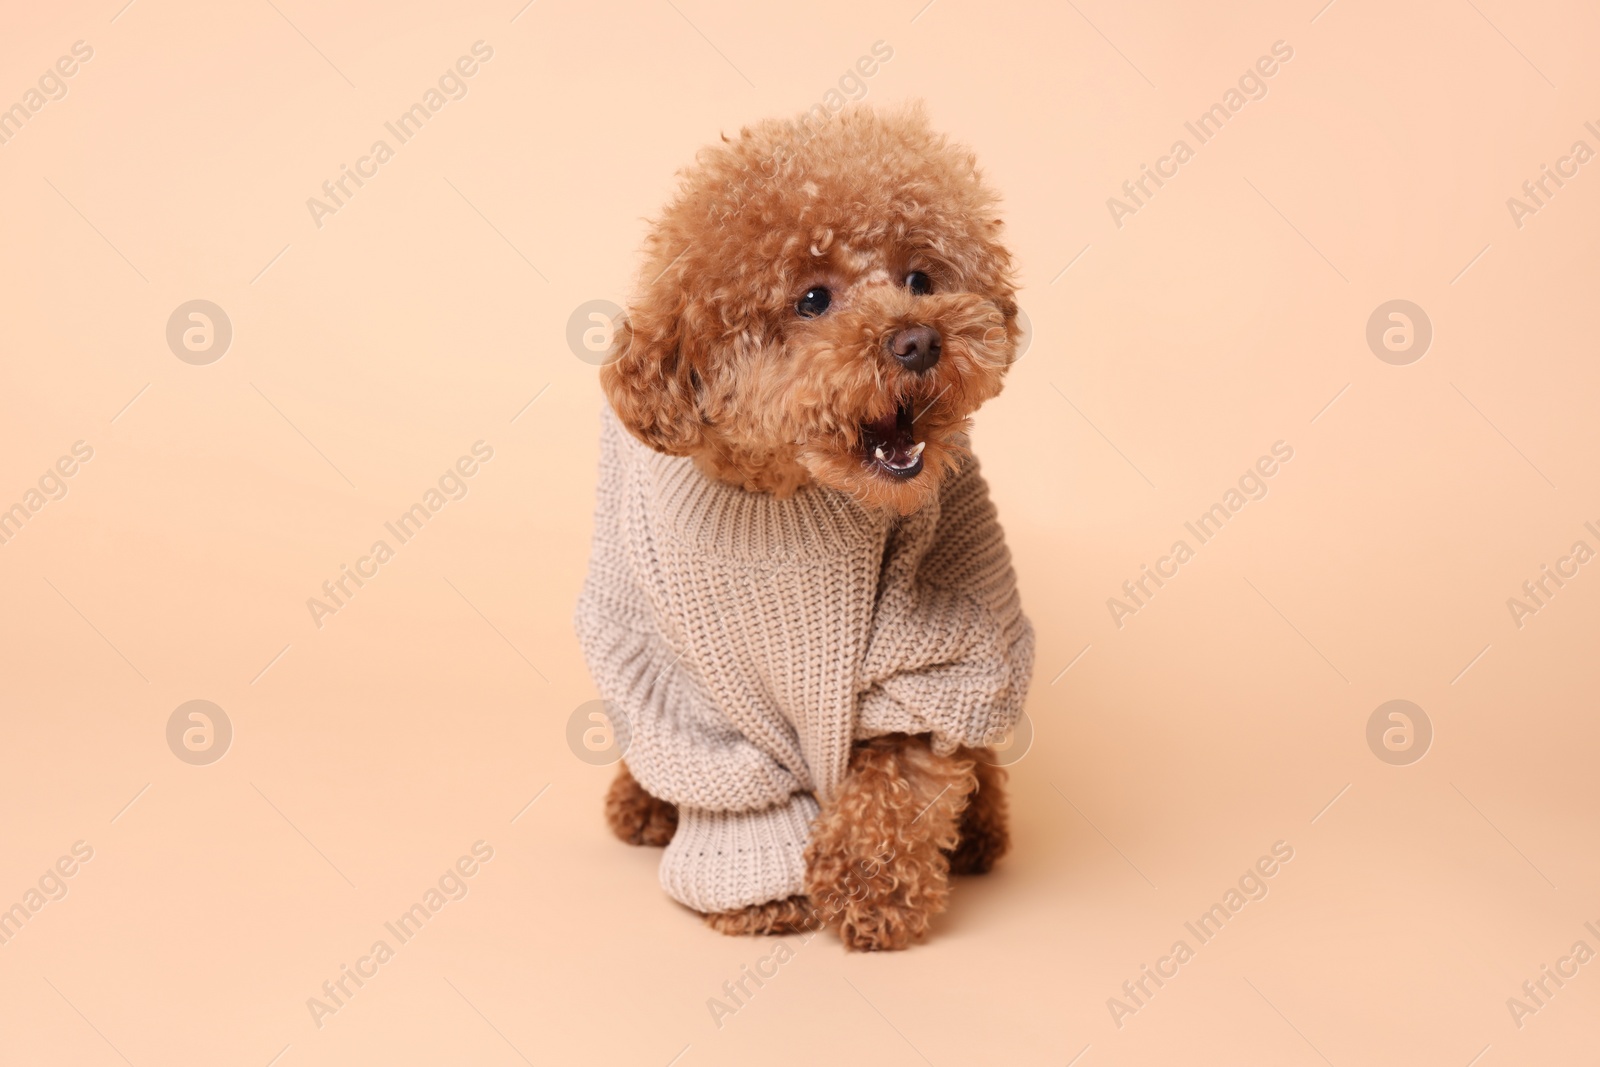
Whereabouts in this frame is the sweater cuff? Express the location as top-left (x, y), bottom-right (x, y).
top-left (658, 793), bottom-right (820, 913)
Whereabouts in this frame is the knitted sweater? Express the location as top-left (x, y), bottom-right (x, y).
top-left (575, 407), bottom-right (1034, 912)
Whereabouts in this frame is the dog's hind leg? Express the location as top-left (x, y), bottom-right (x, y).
top-left (604, 761), bottom-right (679, 846)
top-left (945, 748), bottom-right (1010, 875)
top-left (703, 895), bottom-right (821, 936)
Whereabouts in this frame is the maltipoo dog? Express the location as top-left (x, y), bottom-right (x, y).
top-left (576, 103), bottom-right (1033, 951)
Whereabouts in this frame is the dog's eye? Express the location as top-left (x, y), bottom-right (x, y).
top-left (905, 271), bottom-right (933, 295)
top-left (796, 287), bottom-right (831, 317)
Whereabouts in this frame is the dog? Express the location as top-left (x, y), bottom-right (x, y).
top-left (577, 102), bottom-right (1032, 951)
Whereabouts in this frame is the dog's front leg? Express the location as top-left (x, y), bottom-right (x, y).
top-left (803, 733), bottom-right (976, 951)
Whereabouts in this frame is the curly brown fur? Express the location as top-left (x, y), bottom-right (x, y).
top-left (700, 743), bottom-right (1010, 945)
top-left (946, 750), bottom-right (1010, 875)
top-left (803, 734), bottom-right (978, 951)
top-left (602, 102), bottom-right (1020, 515)
top-left (604, 762), bottom-right (678, 847)
top-left (703, 895), bottom-right (822, 936)
top-left (602, 104), bottom-right (1022, 948)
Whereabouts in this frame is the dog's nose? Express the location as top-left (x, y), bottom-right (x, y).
top-left (887, 326), bottom-right (942, 373)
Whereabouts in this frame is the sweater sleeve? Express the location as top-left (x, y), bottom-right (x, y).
top-left (573, 411), bottom-right (803, 811)
top-left (854, 453), bottom-right (1035, 756)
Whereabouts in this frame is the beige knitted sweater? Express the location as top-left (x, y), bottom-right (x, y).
top-left (575, 407), bottom-right (1033, 912)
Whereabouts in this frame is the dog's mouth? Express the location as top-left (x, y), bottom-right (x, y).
top-left (860, 400), bottom-right (925, 480)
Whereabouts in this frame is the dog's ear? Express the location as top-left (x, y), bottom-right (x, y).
top-left (601, 300), bottom-right (707, 456)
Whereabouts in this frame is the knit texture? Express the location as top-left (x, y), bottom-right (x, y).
top-left (575, 407), bottom-right (1034, 912)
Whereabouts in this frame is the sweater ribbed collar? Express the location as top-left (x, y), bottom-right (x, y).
top-left (616, 414), bottom-right (893, 561)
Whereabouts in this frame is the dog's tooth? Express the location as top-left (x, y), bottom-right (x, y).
top-left (873, 446), bottom-right (886, 461)
top-left (908, 441), bottom-right (926, 459)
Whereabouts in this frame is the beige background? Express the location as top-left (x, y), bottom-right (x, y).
top-left (2, 0), bottom-right (1597, 1063)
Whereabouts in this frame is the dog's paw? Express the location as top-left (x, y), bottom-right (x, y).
top-left (805, 825), bottom-right (950, 951)
top-left (808, 840), bottom-right (951, 951)
top-left (804, 735), bottom-right (972, 951)
top-left (605, 762), bottom-right (678, 846)
top-left (703, 895), bottom-right (820, 936)
top-left (834, 896), bottom-right (935, 951)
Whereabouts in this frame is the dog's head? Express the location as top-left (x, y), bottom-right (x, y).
top-left (604, 103), bottom-right (1019, 514)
